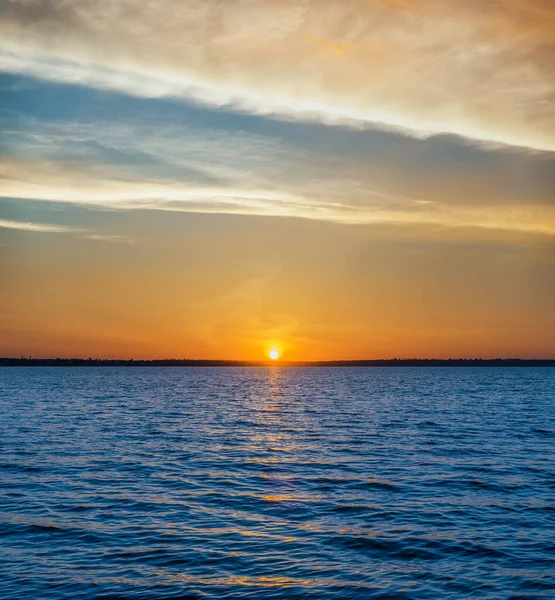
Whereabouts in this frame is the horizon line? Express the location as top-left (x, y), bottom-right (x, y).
top-left (2, 357), bottom-right (554, 367)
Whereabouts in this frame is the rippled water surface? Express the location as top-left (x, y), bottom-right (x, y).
top-left (1, 367), bottom-right (554, 599)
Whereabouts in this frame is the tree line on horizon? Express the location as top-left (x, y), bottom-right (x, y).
top-left (0, 357), bottom-right (553, 367)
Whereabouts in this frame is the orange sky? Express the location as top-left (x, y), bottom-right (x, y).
top-left (2, 213), bottom-right (553, 360)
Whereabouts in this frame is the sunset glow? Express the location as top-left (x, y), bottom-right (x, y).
top-left (269, 350), bottom-right (280, 361)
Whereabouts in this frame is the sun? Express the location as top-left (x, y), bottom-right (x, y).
top-left (269, 349), bottom-right (280, 360)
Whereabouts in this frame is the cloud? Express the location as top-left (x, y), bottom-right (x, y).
top-left (0, 217), bottom-right (133, 242)
top-left (84, 234), bottom-right (135, 243)
top-left (0, 217), bottom-right (80, 233)
top-left (1, 117), bottom-right (555, 235)
top-left (1, 0), bottom-right (555, 151)
top-left (2, 155), bottom-right (554, 236)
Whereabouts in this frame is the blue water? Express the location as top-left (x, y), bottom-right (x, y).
top-left (0, 367), bottom-right (554, 599)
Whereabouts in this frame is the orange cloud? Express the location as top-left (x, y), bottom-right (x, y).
top-left (1, 1), bottom-right (555, 150)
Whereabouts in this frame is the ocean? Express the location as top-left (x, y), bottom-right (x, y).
top-left (1, 367), bottom-right (554, 599)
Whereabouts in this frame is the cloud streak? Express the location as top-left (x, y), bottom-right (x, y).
top-left (0, 218), bottom-right (80, 233)
top-left (0, 217), bottom-right (133, 242)
top-left (1, 0), bottom-right (555, 151)
top-left (2, 117), bottom-right (554, 235)
top-left (2, 156), bottom-right (554, 236)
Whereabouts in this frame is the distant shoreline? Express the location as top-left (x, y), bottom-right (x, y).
top-left (1, 358), bottom-right (553, 367)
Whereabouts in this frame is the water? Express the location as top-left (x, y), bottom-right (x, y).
top-left (1, 367), bottom-right (554, 599)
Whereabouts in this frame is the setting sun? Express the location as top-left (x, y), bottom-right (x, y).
top-left (269, 349), bottom-right (280, 360)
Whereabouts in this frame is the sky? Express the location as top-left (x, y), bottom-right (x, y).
top-left (1, 0), bottom-right (554, 360)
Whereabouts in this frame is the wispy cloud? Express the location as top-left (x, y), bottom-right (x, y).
top-left (0, 217), bottom-right (133, 242)
top-left (1, 117), bottom-right (554, 235)
top-left (84, 234), bottom-right (135, 243)
top-left (2, 159), bottom-right (554, 236)
top-left (0, 218), bottom-right (80, 233)
top-left (1, 0), bottom-right (555, 151)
